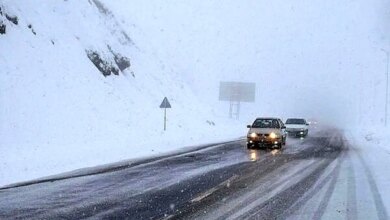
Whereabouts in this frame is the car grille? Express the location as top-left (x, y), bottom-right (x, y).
top-left (286, 128), bottom-right (303, 132)
top-left (256, 133), bottom-right (270, 137)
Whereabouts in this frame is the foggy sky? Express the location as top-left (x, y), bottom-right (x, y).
top-left (107, 0), bottom-right (390, 127)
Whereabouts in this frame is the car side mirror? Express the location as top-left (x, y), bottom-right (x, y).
top-left (282, 126), bottom-right (286, 129)
top-left (247, 125), bottom-right (251, 128)
top-left (306, 123), bottom-right (309, 126)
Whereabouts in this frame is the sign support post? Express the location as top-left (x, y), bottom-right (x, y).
top-left (160, 97), bottom-right (172, 131)
top-left (164, 107), bottom-right (167, 131)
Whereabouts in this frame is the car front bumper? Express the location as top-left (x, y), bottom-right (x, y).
top-left (247, 137), bottom-right (282, 146)
top-left (286, 130), bottom-right (308, 136)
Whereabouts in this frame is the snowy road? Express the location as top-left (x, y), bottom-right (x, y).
top-left (0, 128), bottom-right (387, 219)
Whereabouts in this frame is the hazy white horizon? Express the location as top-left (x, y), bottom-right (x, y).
top-left (107, 0), bottom-right (390, 126)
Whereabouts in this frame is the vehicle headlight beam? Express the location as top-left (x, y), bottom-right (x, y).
top-left (270, 132), bottom-right (278, 139)
top-left (249, 132), bottom-right (257, 138)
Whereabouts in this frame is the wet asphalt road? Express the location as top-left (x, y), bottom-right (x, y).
top-left (0, 128), bottom-right (356, 219)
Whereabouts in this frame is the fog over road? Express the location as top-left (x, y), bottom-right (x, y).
top-left (0, 128), bottom-right (387, 220)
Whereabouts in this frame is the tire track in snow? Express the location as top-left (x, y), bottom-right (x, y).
top-left (346, 154), bottom-right (358, 220)
top-left (281, 151), bottom-right (344, 219)
top-left (347, 131), bottom-right (389, 220)
top-left (311, 151), bottom-right (343, 220)
top-left (241, 135), bottom-right (344, 219)
top-left (356, 151), bottom-right (389, 220)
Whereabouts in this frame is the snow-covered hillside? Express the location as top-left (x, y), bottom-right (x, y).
top-left (0, 0), bottom-right (243, 186)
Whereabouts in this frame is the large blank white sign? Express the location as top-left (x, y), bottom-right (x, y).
top-left (219, 81), bottom-right (256, 102)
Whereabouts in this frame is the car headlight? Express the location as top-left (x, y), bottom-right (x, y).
top-left (249, 132), bottom-right (257, 138)
top-left (270, 132), bottom-right (278, 139)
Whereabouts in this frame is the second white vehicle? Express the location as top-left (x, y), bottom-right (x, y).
top-left (285, 118), bottom-right (309, 137)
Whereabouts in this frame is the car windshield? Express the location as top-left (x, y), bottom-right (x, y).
top-left (286, 119), bottom-right (306, 124)
top-left (252, 119), bottom-right (280, 128)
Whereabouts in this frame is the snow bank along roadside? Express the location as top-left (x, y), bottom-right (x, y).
top-left (0, 139), bottom-right (244, 190)
top-left (348, 127), bottom-right (390, 213)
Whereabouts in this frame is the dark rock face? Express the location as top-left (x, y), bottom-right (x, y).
top-left (28, 24), bottom-right (36, 35)
top-left (114, 54), bottom-right (130, 72)
top-left (107, 46), bottom-right (131, 72)
top-left (5, 14), bottom-right (18, 25)
top-left (86, 50), bottom-right (119, 77)
top-left (92, 0), bottom-right (111, 16)
top-left (206, 120), bottom-right (216, 126)
top-left (0, 7), bottom-right (7, 34)
top-left (0, 22), bottom-right (5, 34)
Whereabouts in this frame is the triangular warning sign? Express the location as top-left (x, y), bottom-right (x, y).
top-left (160, 97), bottom-right (171, 108)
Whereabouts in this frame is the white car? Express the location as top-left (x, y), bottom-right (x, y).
top-left (285, 118), bottom-right (309, 137)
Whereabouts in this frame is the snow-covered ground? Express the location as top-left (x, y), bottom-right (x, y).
top-left (0, 1), bottom-right (246, 187)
